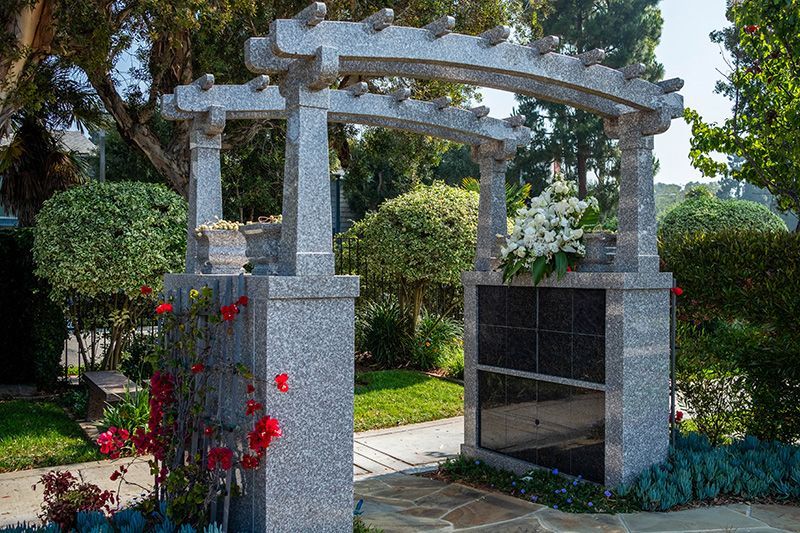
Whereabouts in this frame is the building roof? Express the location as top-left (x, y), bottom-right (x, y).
top-left (0, 130), bottom-right (97, 156)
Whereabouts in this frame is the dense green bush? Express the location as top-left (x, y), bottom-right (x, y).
top-left (33, 182), bottom-right (186, 300)
top-left (33, 182), bottom-right (186, 369)
top-left (659, 187), bottom-right (786, 243)
top-left (0, 229), bottom-right (66, 389)
top-left (101, 387), bottom-right (150, 435)
top-left (661, 230), bottom-right (799, 329)
top-left (623, 432), bottom-right (800, 511)
top-left (664, 230), bottom-right (800, 443)
top-left (348, 182), bottom-right (478, 330)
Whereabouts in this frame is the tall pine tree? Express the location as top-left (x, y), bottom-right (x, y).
top-left (510, 0), bottom-right (664, 204)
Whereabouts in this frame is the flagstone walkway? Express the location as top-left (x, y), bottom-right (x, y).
top-left (2, 415), bottom-right (799, 531)
top-left (356, 473), bottom-right (800, 532)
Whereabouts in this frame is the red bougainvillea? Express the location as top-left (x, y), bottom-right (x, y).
top-left (241, 454), bottom-right (260, 470)
top-left (191, 363), bottom-right (205, 374)
top-left (237, 295), bottom-right (249, 307)
top-left (245, 399), bottom-right (263, 416)
top-left (155, 302), bottom-right (173, 314)
top-left (208, 447), bottom-right (234, 471)
top-left (275, 373), bottom-right (289, 393)
top-left (220, 304), bottom-right (239, 321)
top-left (140, 285), bottom-right (153, 296)
top-left (248, 416), bottom-right (282, 455)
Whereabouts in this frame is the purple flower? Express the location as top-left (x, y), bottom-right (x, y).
top-left (604, 490), bottom-right (612, 498)
top-left (561, 488), bottom-right (567, 494)
top-left (566, 498), bottom-right (573, 504)
top-left (474, 460), bottom-right (481, 465)
top-left (512, 481), bottom-right (516, 487)
top-left (588, 502), bottom-right (594, 507)
top-left (553, 504), bottom-right (559, 509)
top-left (572, 480), bottom-right (578, 486)
top-left (552, 468), bottom-right (559, 475)
top-left (531, 496), bottom-right (538, 502)
top-left (520, 488), bottom-right (526, 494)
top-left (554, 489), bottom-right (560, 494)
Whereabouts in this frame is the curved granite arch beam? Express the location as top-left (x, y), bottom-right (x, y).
top-left (245, 19), bottom-right (683, 118)
top-left (165, 84), bottom-right (531, 148)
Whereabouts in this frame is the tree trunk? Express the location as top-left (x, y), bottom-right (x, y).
top-left (88, 73), bottom-right (191, 197)
top-left (0, 0), bottom-right (55, 136)
top-left (577, 140), bottom-right (589, 199)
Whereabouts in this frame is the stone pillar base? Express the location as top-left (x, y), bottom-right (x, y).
top-left (164, 273), bottom-right (359, 532)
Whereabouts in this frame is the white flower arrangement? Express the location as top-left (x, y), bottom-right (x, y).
top-left (500, 173), bottom-right (599, 284)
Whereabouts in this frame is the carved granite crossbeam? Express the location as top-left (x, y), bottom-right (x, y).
top-left (165, 84), bottom-right (530, 148)
top-left (244, 15), bottom-right (683, 118)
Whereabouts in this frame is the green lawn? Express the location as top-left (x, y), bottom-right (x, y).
top-left (0, 401), bottom-right (101, 473)
top-left (354, 370), bottom-right (464, 432)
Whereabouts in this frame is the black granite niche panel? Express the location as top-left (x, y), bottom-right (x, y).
top-left (478, 370), bottom-right (606, 483)
top-left (477, 286), bottom-right (607, 384)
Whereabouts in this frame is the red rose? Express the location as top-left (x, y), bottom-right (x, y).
top-left (275, 373), bottom-right (289, 393)
top-left (246, 383), bottom-right (256, 394)
top-left (140, 285), bottom-right (153, 296)
top-left (245, 399), bottom-right (263, 416)
top-left (241, 454), bottom-right (260, 470)
top-left (237, 295), bottom-right (249, 307)
top-left (191, 363), bottom-right (205, 374)
top-left (671, 287), bottom-right (684, 296)
top-left (155, 302), bottom-right (173, 315)
top-left (110, 470), bottom-right (121, 481)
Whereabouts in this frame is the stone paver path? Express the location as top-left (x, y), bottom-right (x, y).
top-left (356, 473), bottom-right (800, 532)
top-left (354, 416), bottom-right (463, 479)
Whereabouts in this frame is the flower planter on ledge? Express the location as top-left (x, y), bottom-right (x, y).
top-left (239, 222), bottom-right (282, 275)
top-left (195, 230), bottom-right (248, 274)
top-left (579, 232), bottom-right (617, 272)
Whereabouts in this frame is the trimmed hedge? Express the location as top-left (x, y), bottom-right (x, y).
top-left (659, 188), bottom-right (786, 243)
top-left (660, 230), bottom-right (799, 329)
top-left (662, 230), bottom-right (800, 443)
top-left (0, 229), bottom-right (66, 388)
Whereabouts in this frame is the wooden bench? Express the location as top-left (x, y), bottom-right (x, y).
top-left (83, 371), bottom-right (140, 420)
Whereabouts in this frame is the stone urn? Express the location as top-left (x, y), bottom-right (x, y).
top-left (195, 229), bottom-right (248, 274)
top-left (239, 221), bottom-right (282, 275)
top-left (579, 232), bottom-right (617, 272)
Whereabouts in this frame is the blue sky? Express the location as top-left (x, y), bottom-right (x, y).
top-left (481, 0), bottom-right (732, 185)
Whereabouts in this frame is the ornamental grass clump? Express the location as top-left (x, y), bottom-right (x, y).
top-left (500, 173), bottom-right (599, 284)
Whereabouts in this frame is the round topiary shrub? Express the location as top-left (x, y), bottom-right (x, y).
top-left (349, 182), bottom-right (478, 329)
top-left (33, 181), bottom-right (187, 369)
top-left (659, 187), bottom-right (787, 242)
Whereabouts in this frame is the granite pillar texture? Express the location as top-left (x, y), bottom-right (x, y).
top-left (279, 53), bottom-right (337, 277)
top-left (473, 143), bottom-right (510, 272)
top-left (605, 113), bottom-right (664, 273)
top-left (165, 273), bottom-right (359, 533)
top-left (186, 126), bottom-right (223, 273)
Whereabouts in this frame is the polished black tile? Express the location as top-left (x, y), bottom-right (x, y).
top-left (478, 371), bottom-right (507, 451)
top-left (507, 286), bottom-right (537, 329)
top-left (538, 288), bottom-right (573, 332)
top-left (478, 325), bottom-right (506, 367)
top-left (537, 331), bottom-right (572, 378)
top-left (574, 289), bottom-right (606, 335)
top-left (569, 387), bottom-right (605, 482)
top-left (535, 381), bottom-right (572, 473)
top-left (478, 285), bottom-right (507, 326)
top-left (572, 334), bottom-right (605, 384)
top-left (505, 374), bottom-right (537, 424)
top-left (506, 327), bottom-right (537, 372)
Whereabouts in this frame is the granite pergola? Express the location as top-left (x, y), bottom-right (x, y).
top-left (162, 78), bottom-right (530, 274)
top-left (161, 3), bottom-right (684, 532)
